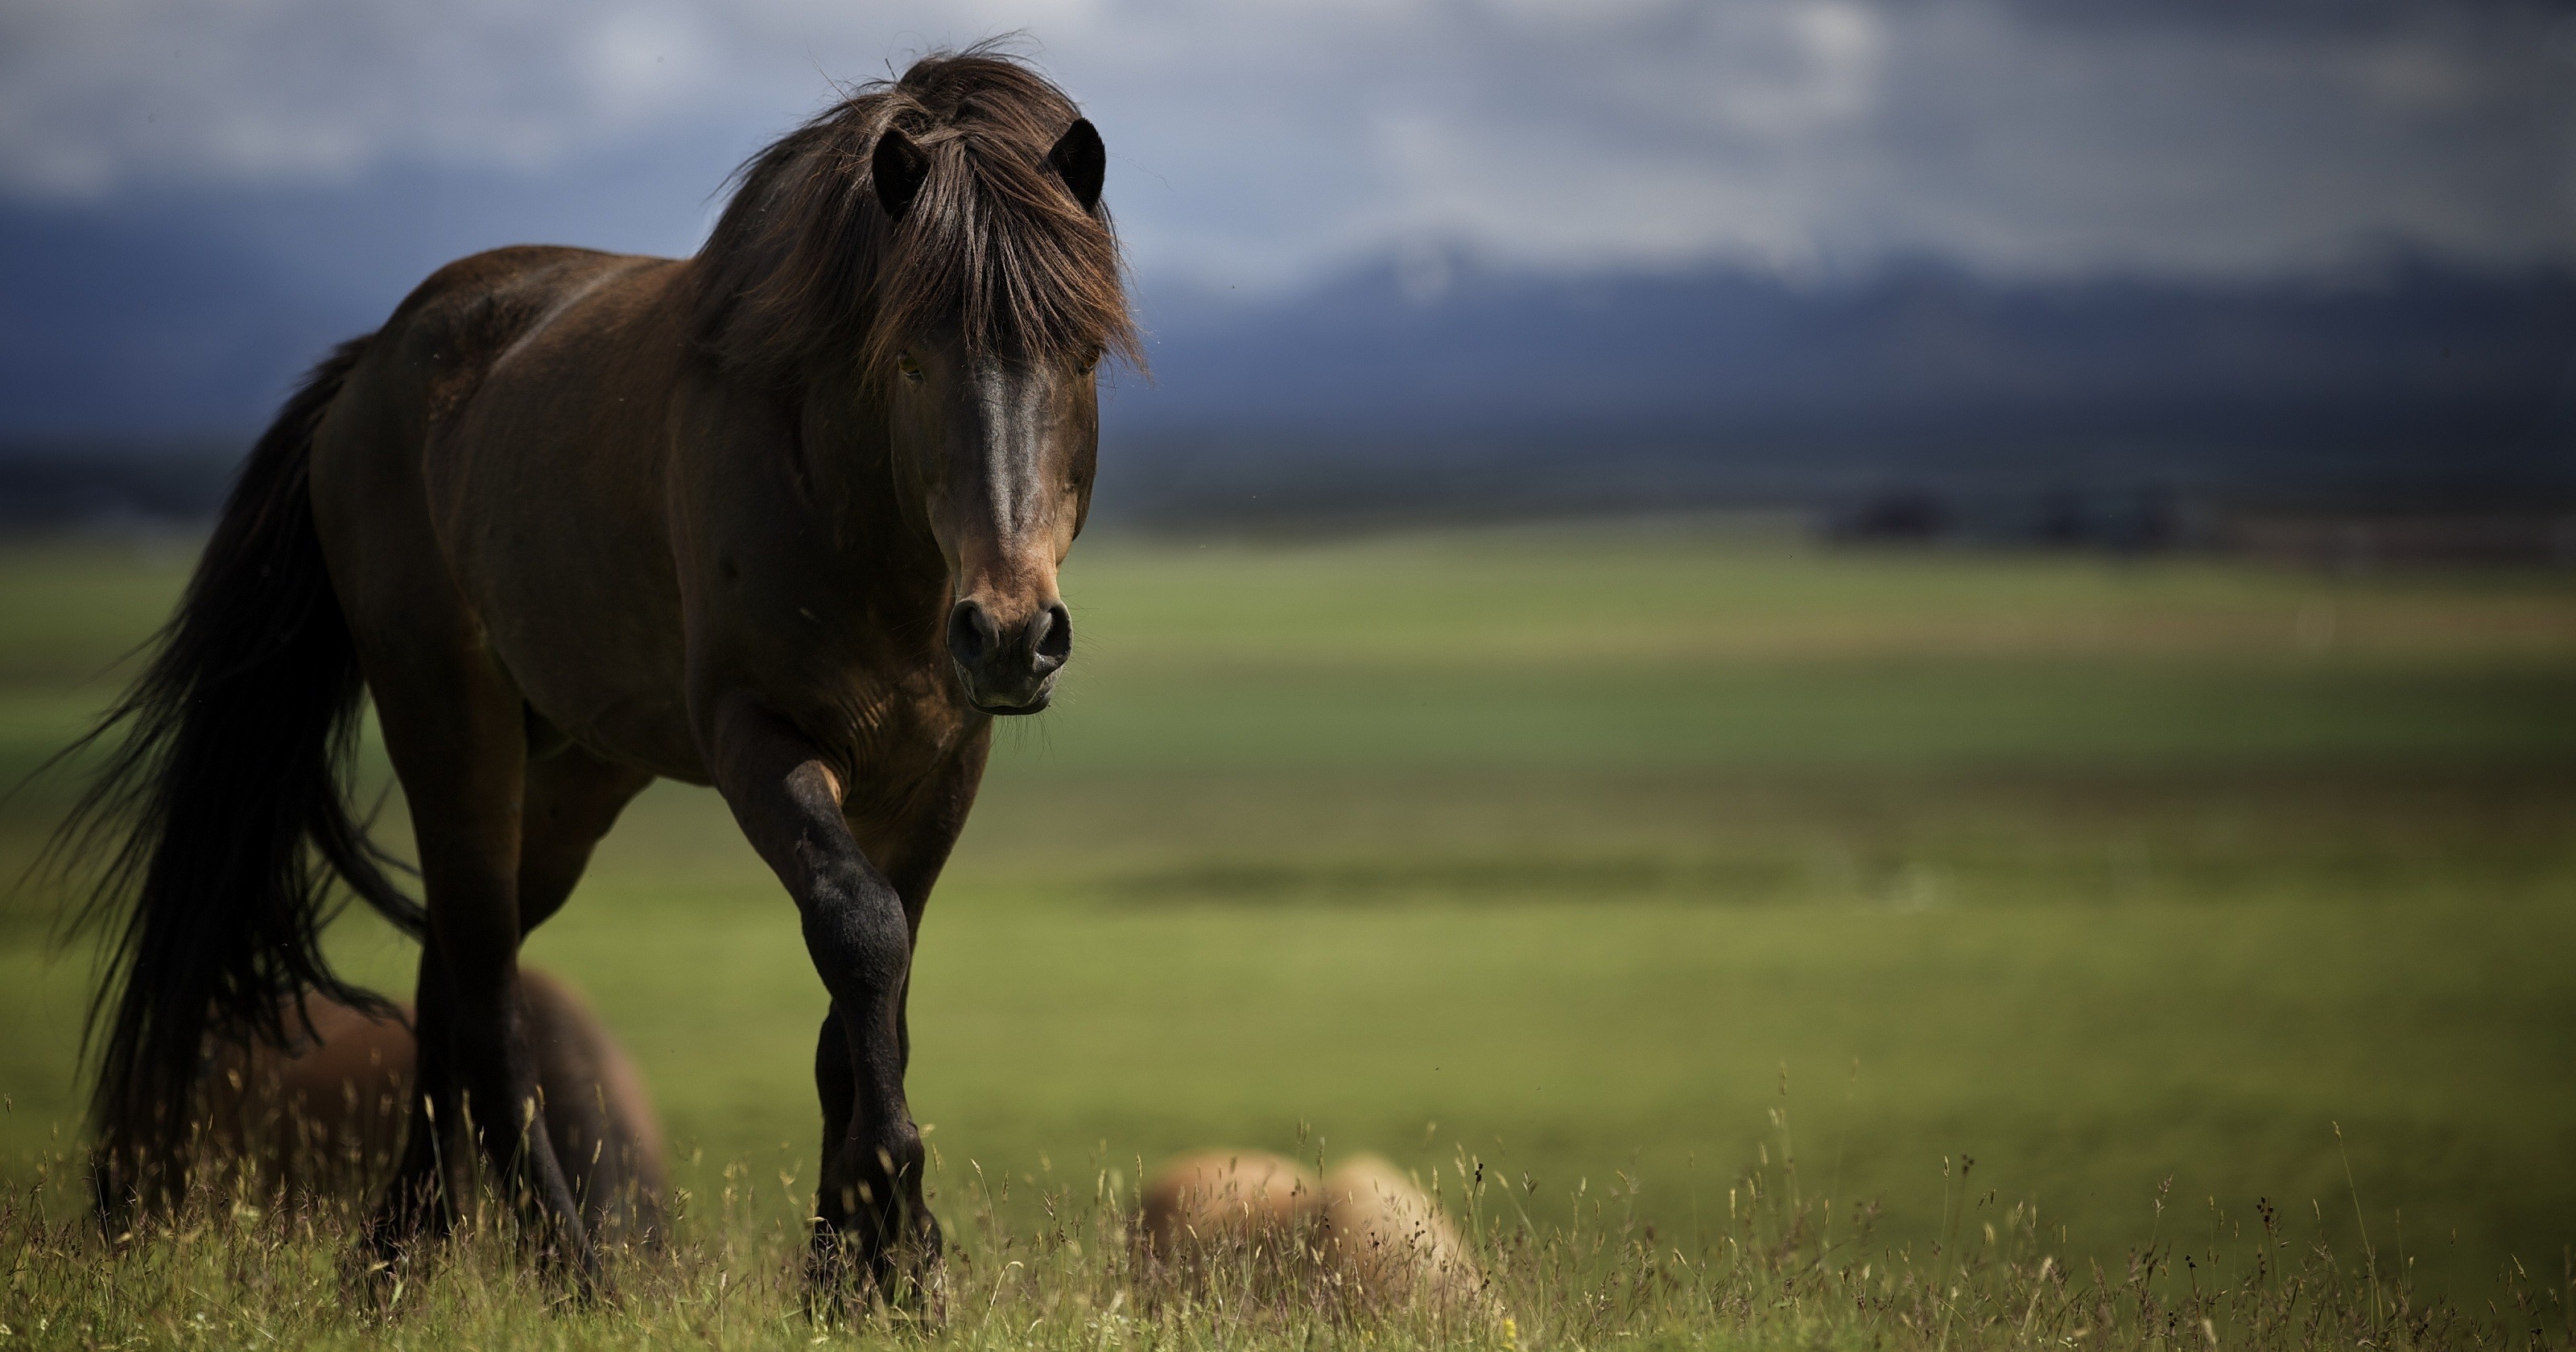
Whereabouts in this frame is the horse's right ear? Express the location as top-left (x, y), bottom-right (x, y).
top-left (873, 126), bottom-right (930, 220)
top-left (1049, 118), bottom-right (1105, 213)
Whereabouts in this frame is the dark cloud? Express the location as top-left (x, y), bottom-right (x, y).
top-left (0, 0), bottom-right (2566, 285)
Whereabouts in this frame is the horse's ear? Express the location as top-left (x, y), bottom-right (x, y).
top-left (873, 126), bottom-right (930, 220)
top-left (1048, 118), bottom-right (1104, 213)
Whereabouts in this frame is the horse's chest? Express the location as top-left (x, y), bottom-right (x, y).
top-left (830, 672), bottom-right (974, 792)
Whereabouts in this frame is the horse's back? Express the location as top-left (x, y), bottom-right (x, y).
top-left (341, 246), bottom-right (663, 423)
top-left (310, 243), bottom-right (682, 553)
top-left (328, 243), bottom-right (687, 468)
top-left (390, 245), bottom-right (667, 352)
top-left (308, 244), bottom-right (705, 777)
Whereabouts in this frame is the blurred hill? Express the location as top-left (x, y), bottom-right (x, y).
top-left (0, 200), bottom-right (372, 443)
top-left (1103, 251), bottom-right (2576, 530)
top-left (5, 197), bottom-right (2571, 540)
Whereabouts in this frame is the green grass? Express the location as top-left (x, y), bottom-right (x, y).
top-left (7, 1132), bottom-right (2554, 1351)
top-left (2, 521), bottom-right (2572, 1347)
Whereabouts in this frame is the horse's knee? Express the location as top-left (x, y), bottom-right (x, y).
top-left (799, 870), bottom-right (911, 1004)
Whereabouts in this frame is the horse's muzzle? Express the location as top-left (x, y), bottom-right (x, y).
top-left (946, 597), bottom-right (1070, 715)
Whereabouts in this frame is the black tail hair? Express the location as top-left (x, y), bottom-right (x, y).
top-left (49, 336), bottom-right (425, 1215)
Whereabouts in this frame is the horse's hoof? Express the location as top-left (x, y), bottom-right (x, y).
top-left (540, 1242), bottom-right (606, 1307)
top-left (344, 1242), bottom-right (417, 1317)
top-left (803, 1218), bottom-right (945, 1317)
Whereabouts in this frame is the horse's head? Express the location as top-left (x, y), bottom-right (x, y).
top-left (882, 327), bottom-right (1097, 715)
top-left (691, 54), bottom-right (1137, 715)
top-left (871, 117), bottom-right (1115, 715)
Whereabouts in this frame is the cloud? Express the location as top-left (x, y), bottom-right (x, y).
top-left (0, 0), bottom-right (2567, 284)
top-left (0, 1), bottom-right (713, 191)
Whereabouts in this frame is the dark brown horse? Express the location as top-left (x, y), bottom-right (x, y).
top-left (60, 47), bottom-right (1137, 1296)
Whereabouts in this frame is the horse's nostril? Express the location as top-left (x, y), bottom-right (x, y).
top-left (947, 600), bottom-right (998, 666)
top-left (1031, 603), bottom-right (1073, 664)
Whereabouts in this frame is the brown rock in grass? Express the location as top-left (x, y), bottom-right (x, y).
top-left (195, 967), bottom-right (667, 1242)
top-left (1317, 1154), bottom-right (1484, 1310)
top-left (1138, 1149), bottom-right (1484, 1313)
top-left (1138, 1148), bottom-right (1321, 1272)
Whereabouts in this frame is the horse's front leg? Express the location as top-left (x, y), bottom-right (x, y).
top-left (705, 696), bottom-right (939, 1300)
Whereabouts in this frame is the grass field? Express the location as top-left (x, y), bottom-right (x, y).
top-left (2, 520), bottom-right (2572, 1346)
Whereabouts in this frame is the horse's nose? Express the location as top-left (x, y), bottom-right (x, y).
top-left (1027, 601), bottom-right (1072, 673)
top-left (946, 598), bottom-right (1001, 671)
top-left (946, 598), bottom-right (1071, 709)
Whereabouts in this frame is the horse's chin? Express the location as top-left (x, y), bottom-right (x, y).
top-left (960, 675), bottom-right (1056, 717)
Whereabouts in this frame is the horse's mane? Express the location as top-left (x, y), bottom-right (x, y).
top-left (692, 45), bottom-right (1141, 385)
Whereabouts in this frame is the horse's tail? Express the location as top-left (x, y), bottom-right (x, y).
top-left (51, 335), bottom-right (426, 1217)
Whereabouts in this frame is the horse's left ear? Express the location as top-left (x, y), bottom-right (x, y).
top-left (873, 126), bottom-right (931, 220)
top-left (1049, 118), bottom-right (1105, 213)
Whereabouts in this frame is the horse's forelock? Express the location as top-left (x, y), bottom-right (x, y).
top-left (693, 47), bottom-right (1141, 386)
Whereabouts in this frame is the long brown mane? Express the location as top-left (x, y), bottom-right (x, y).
top-left (692, 47), bottom-right (1143, 385)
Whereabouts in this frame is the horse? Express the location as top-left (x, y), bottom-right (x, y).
top-left (193, 967), bottom-right (667, 1244)
top-left (58, 46), bottom-right (1137, 1296)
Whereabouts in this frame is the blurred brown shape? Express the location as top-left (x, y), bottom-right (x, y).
top-left (1139, 1148), bottom-right (1484, 1312)
top-left (194, 967), bottom-right (666, 1243)
top-left (1139, 1148), bottom-right (1318, 1284)
top-left (1316, 1154), bottom-right (1482, 1310)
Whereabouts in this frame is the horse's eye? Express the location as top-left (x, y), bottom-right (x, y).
top-left (897, 352), bottom-right (923, 380)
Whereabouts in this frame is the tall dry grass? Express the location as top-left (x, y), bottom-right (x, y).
top-left (4, 1131), bottom-right (2564, 1350)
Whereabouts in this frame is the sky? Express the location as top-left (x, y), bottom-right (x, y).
top-left (4, 0), bottom-right (2570, 295)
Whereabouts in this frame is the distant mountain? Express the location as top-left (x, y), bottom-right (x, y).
top-left (4, 188), bottom-right (2570, 530)
top-left (0, 199), bottom-right (373, 441)
top-left (1099, 253), bottom-right (2576, 526)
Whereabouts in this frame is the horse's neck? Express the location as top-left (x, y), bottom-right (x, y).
top-left (792, 386), bottom-right (952, 611)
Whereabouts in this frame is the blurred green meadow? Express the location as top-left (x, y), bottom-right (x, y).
top-left (2, 520), bottom-right (2571, 1294)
